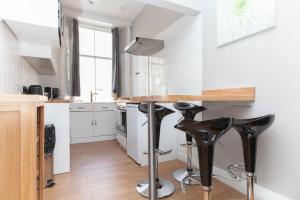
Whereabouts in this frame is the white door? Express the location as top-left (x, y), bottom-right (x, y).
top-left (70, 112), bottom-right (94, 139)
top-left (93, 111), bottom-right (115, 136)
top-left (126, 104), bottom-right (140, 163)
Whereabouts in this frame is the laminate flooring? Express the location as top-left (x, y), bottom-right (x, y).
top-left (45, 140), bottom-right (245, 200)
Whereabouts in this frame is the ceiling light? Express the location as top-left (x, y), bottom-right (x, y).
top-left (88, 0), bottom-right (98, 5)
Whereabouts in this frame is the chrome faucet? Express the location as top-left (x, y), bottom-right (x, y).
top-left (90, 91), bottom-right (97, 103)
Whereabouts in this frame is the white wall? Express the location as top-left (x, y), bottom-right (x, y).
top-left (156, 14), bottom-right (203, 95)
top-left (130, 5), bottom-right (203, 160)
top-left (0, 6), bottom-right (40, 93)
top-left (39, 48), bottom-right (64, 97)
top-left (202, 0), bottom-right (300, 199)
top-left (131, 5), bottom-right (203, 96)
top-left (42, 13), bottom-right (73, 98)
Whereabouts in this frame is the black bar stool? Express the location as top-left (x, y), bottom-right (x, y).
top-left (229, 114), bottom-right (275, 200)
top-left (136, 104), bottom-right (176, 198)
top-left (175, 118), bottom-right (232, 200)
top-left (172, 102), bottom-right (206, 186)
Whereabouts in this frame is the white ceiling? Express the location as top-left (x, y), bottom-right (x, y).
top-left (61, 0), bottom-right (145, 22)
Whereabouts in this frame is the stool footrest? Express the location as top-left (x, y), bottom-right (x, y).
top-left (157, 149), bottom-right (172, 155)
top-left (181, 174), bottom-right (201, 193)
top-left (227, 163), bottom-right (247, 180)
top-left (143, 149), bottom-right (172, 155)
top-left (180, 143), bottom-right (197, 147)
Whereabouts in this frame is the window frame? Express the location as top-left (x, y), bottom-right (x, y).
top-left (78, 24), bottom-right (113, 102)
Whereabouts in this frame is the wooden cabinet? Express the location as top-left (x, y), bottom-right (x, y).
top-left (0, 109), bottom-right (21, 200)
top-left (0, 95), bottom-right (46, 200)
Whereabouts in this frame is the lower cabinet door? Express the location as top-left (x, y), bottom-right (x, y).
top-left (70, 112), bottom-right (94, 139)
top-left (93, 111), bottom-right (115, 136)
top-left (0, 111), bottom-right (21, 200)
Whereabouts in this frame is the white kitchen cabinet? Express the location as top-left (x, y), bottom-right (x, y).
top-left (70, 111), bottom-right (94, 139)
top-left (94, 103), bottom-right (116, 111)
top-left (94, 111), bottom-right (116, 136)
top-left (70, 103), bottom-right (116, 144)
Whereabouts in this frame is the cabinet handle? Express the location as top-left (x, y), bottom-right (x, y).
top-left (78, 106), bottom-right (85, 109)
top-left (95, 120), bottom-right (97, 125)
top-left (91, 120), bottom-right (94, 126)
top-left (102, 106), bottom-right (108, 109)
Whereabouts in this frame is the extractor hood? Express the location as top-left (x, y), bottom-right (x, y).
top-left (124, 37), bottom-right (164, 56)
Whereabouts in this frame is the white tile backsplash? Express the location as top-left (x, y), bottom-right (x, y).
top-left (0, 19), bottom-right (40, 94)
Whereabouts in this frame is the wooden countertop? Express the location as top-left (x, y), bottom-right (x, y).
top-left (118, 87), bottom-right (255, 103)
top-left (0, 87), bottom-right (254, 104)
top-left (47, 99), bottom-right (73, 103)
top-left (0, 94), bottom-right (48, 103)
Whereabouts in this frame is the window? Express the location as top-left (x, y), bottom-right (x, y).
top-left (79, 25), bottom-right (112, 102)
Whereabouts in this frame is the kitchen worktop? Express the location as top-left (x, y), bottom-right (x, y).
top-left (0, 94), bottom-right (48, 103)
top-left (0, 87), bottom-right (254, 104)
top-left (118, 87), bottom-right (255, 103)
top-left (47, 99), bottom-right (73, 103)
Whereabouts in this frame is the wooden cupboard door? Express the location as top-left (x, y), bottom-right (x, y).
top-left (20, 105), bottom-right (37, 200)
top-left (0, 111), bottom-right (21, 200)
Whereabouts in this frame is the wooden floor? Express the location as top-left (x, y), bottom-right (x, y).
top-left (45, 141), bottom-right (245, 200)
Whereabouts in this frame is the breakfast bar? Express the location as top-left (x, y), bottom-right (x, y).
top-left (121, 87), bottom-right (255, 200)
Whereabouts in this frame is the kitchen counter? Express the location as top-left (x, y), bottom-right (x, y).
top-left (118, 87), bottom-right (255, 103)
top-left (0, 94), bottom-right (48, 103)
top-left (47, 99), bottom-right (73, 103)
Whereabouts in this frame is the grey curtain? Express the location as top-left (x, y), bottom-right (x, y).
top-left (112, 27), bottom-right (120, 97)
top-left (71, 18), bottom-right (80, 96)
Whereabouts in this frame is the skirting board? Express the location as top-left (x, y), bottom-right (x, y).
top-left (71, 135), bottom-right (116, 144)
top-left (178, 152), bottom-right (291, 200)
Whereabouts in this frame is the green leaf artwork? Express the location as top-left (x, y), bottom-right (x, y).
top-left (234, 0), bottom-right (249, 17)
top-left (217, 0), bottom-right (276, 46)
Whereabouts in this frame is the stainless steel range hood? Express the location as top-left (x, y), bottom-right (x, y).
top-left (124, 37), bottom-right (164, 56)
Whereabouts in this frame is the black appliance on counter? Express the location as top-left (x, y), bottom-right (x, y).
top-left (44, 124), bottom-right (56, 188)
top-left (52, 88), bottom-right (59, 99)
top-left (23, 85), bottom-right (59, 100)
top-left (28, 85), bottom-right (43, 95)
top-left (44, 87), bottom-right (52, 99)
top-left (22, 86), bottom-right (28, 94)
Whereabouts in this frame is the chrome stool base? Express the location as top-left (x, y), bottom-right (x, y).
top-left (173, 168), bottom-right (200, 184)
top-left (202, 187), bottom-right (212, 200)
top-left (136, 178), bottom-right (175, 198)
top-left (247, 174), bottom-right (255, 200)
